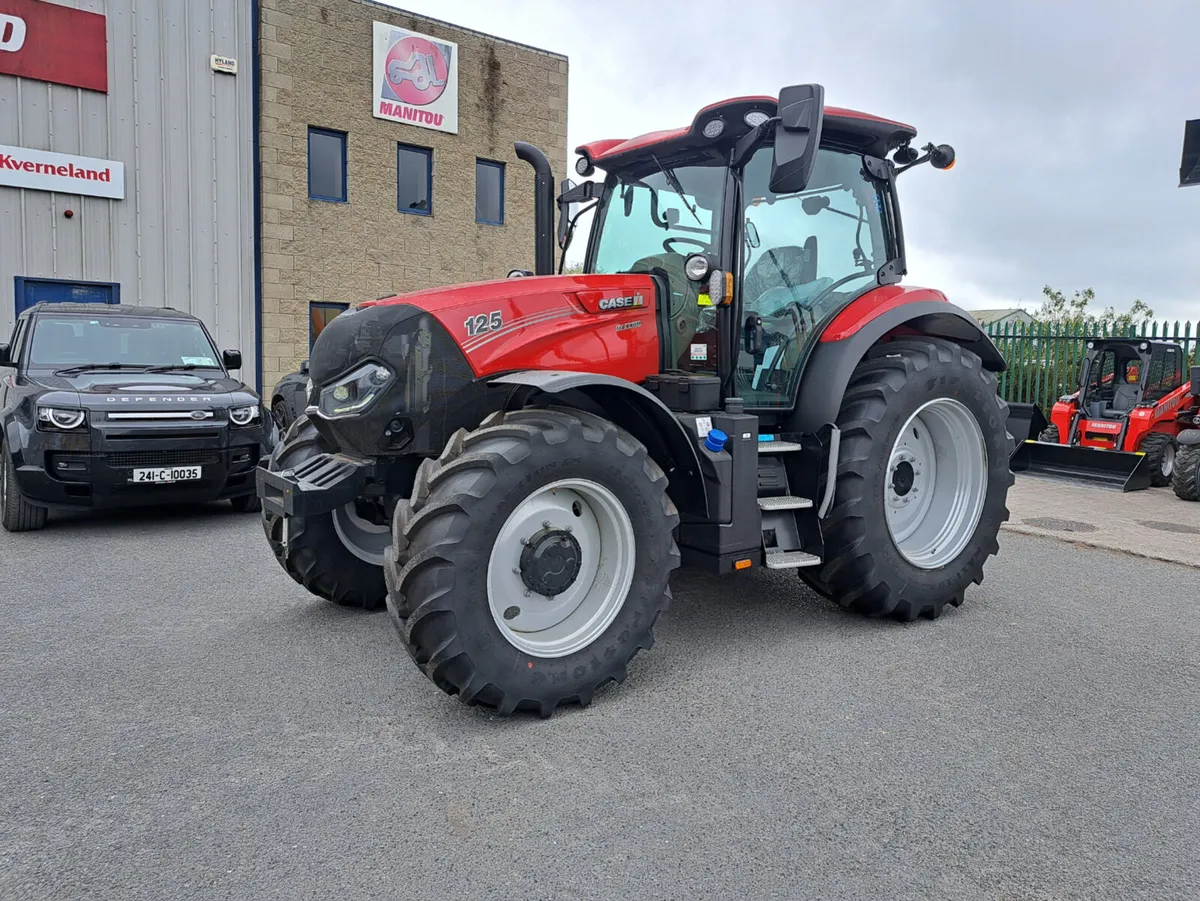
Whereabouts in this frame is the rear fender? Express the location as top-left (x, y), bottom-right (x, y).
top-left (787, 297), bottom-right (1006, 434)
top-left (490, 370), bottom-right (708, 518)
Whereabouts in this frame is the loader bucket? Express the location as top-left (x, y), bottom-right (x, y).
top-left (1009, 440), bottom-right (1153, 492)
top-left (1005, 403), bottom-right (1049, 452)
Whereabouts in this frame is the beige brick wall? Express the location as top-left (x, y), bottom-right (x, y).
top-left (258, 0), bottom-right (568, 391)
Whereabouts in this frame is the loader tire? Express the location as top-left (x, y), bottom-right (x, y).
top-left (387, 407), bottom-right (680, 717)
top-left (1172, 431), bottom-right (1200, 501)
top-left (811, 338), bottom-right (1014, 621)
top-left (261, 415), bottom-right (388, 610)
top-left (1138, 431), bottom-right (1177, 488)
top-left (1038, 424), bottom-right (1060, 443)
top-left (1, 440), bottom-right (47, 533)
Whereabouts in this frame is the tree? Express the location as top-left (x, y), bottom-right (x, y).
top-left (1034, 286), bottom-right (1154, 332)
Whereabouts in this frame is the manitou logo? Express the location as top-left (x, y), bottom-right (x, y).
top-left (1085, 421), bottom-right (1122, 432)
top-left (0, 14), bottom-right (26, 53)
top-left (598, 294), bottom-right (646, 311)
top-left (372, 21), bottom-right (458, 134)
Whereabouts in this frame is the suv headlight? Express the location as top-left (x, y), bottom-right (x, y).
top-left (37, 407), bottom-right (86, 430)
top-left (229, 405), bottom-right (260, 427)
top-left (318, 363), bottom-right (392, 419)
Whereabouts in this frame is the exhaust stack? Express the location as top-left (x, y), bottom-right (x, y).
top-left (515, 142), bottom-right (556, 276)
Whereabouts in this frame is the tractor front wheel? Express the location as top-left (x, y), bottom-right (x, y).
top-left (1138, 432), bottom-right (1177, 488)
top-left (814, 338), bottom-right (1014, 621)
top-left (386, 408), bottom-right (680, 717)
top-left (261, 415), bottom-right (389, 609)
top-left (1172, 431), bottom-right (1200, 501)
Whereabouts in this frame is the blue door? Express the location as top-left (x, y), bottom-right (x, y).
top-left (14, 277), bottom-right (120, 314)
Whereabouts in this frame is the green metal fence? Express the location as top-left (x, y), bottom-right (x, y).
top-left (985, 319), bottom-right (1200, 413)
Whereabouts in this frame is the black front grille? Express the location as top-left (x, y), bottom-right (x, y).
top-left (98, 449), bottom-right (222, 468)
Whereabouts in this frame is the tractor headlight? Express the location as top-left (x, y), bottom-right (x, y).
top-left (684, 253), bottom-right (712, 282)
top-left (702, 118), bottom-right (725, 139)
top-left (744, 110), bottom-right (770, 128)
top-left (318, 363), bottom-right (392, 419)
top-left (229, 405), bottom-right (260, 427)
top-left (37, 407), bottom-right (86, 430)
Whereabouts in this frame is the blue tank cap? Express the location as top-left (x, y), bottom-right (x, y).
top-left (704, 429), bottom-right (728, 453)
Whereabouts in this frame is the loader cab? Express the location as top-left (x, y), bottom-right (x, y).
top-left (1079, 339), bottom-right (1186, 420)
top-left (574, 90), bottom-right (916, 414)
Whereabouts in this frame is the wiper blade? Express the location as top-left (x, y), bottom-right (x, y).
top-left (54, 363), bottom-right (150, 375)
top-left (652, 155), bottom-right (702, 226)
top-left (145, 364), bottom-right (206, 373)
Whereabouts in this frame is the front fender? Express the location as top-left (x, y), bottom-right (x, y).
top-left (491, 370), bottom-right (708, 518)
top-left (788, 296), bottom-right (1006, 435)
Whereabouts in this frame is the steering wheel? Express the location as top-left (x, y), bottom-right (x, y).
top-left (663, 236), bottom-right (707, 255)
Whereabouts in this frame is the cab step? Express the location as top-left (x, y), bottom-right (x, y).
top-left (757, 439), bottom-right (804, 454)
top-left (764, 550), bottom-right (822, 570)
top-left (757, 495), bottom-right (814, 511)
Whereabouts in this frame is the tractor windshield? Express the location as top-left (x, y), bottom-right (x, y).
top-left (590, 161), bottom-right (727, 370)
top-left (735, 145), bottom-right (890, 408)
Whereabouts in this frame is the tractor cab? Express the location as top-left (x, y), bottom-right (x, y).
top-left (556, 87), bottom-right (954, 417)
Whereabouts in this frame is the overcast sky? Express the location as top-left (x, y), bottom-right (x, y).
top-left (383, 0), bottom-right (1200, 321)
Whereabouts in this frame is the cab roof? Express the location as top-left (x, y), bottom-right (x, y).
top-left (576, 95), bottom-right (918, 171)
top-left (21, 302), bottom-right (196, 321)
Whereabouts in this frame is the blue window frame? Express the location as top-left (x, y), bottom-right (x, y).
top-left (475, 159), bottom-right (505, 225)
top-left (397, 144), bottom-right (432, 216)
top-left (308, 127), bottom-right (347, 202)
top-left (310, 302), bottom-right (349, 348)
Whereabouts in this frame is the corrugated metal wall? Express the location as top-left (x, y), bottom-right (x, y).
top-left (0, 0), bottom-right (258, 386)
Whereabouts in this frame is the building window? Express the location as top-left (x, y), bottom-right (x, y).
top-left (310, 302), bottom-right (349, 348)
top-left (397, 144), bottom-right (432, 215)
top-left (475, 159), bottom-right (505, 225)
top-left (308, 127), bottom-right (347, 202)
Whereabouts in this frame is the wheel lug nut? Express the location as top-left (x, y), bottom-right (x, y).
top-left (542, 520), bottom-right (551, 529)
top-left (512, 567), bottom-right (521, 575)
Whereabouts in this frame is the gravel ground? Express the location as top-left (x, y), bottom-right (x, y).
top-left (1, 504), bottom-right (1196, 901)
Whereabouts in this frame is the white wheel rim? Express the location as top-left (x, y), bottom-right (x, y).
top-left (1162, 443), bottom-right (1176, 478)
top-left (332, 502), bottom-right (392, 566)
top-left (487, 478), bottom-right (636, 658)
top-left (885, 398), bottom-right (989, 570)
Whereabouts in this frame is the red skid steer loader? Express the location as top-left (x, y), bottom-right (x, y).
top-left (1010, 339), bottom-right (1197, 490)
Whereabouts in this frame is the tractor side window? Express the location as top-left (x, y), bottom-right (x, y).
top-left (736, 146), bottom-right (890, 409)
top-left (591, 163), bottom-right (725, 372)
top-left (1086, 351), bottom-right (1117, 400)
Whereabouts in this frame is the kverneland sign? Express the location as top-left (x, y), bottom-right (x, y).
top-left (0, 0), bottom-right (108, 93)
top-left (0, 144), bottom-right (125, 199)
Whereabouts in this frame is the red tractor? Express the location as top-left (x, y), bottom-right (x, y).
top-left (1011, 339), bottom-right (1198, 491)
top-left (258, 84), bottom-right (1015, 716)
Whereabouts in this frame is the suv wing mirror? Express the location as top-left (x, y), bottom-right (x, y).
top-left (0, 343), bottom-right (10, 366)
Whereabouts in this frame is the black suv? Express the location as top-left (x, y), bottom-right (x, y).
top-left (1, 303), bottom-right (278, 531)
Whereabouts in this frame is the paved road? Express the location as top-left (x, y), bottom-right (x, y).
top-left (1, 505), bottom-right (1196, 901)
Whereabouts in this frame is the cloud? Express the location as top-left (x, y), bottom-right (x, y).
top-left (382, 0), bottom-right (1200, 320)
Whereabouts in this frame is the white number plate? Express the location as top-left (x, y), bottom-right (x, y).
top-left (131, 466), bottom-right (202, 484)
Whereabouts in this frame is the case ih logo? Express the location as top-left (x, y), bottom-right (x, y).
top-left (372, 22), bottom-right (458, 134)
top-left (598, 294), bottom-right (646, 311)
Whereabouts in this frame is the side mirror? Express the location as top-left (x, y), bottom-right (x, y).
top-left (769, 83), bottom-right (825, 194)
top-left (507, 268), bottom-right (533, 278)
top-left (1190, 365), bottom-right (1199, 397)
top-left (222, 349), bottom-right (242, 371)
top-left (299, 359), bottom-right (309, 375)
top-left (0, 343), bottom-right (10, 366)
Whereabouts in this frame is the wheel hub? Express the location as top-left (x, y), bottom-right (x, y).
top-left (519, 528), bottom-right (582, 597)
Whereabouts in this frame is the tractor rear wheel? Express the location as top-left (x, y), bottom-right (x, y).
top-left (386, 407), bottom-right (680, 717)
top-left (261, 415), bottom-right (389, 610)
top-left (1138, 432), bottom-right (1177, 488)
top-left (1172, 431), bottom-right (1200, 501)
top-left (1038, 424), bottom-right (1060, 443)
top-left (812, 338), bottom-right (1014, 621)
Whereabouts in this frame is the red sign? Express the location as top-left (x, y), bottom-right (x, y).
top-left (0, 0), bottom-right (108, 93)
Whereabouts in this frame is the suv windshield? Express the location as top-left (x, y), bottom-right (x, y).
top-left (27, 315), bottom-right (222, 371)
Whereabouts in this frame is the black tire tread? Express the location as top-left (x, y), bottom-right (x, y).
top-left (1038, 424), bottom-right (1060, 443)
top-left (1, 442), bottom-right (47, 533)
top-left (261, 415), bottom-right (386, 610)
top-left (1137, 431), bottom-right (1176, 488)
top-left (818, 338), bottom-right (1013, 621)
top-left (387, 407), bottom-right (679, 717)
top-left (1172, 436), bottom-right (1200, 501)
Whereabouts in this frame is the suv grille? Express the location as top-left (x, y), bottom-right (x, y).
top-left (101, 449), bottom-right (222, 468)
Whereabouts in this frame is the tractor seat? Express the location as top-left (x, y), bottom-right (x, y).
top-left (1106, 383), bottom-right (1140, 416)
